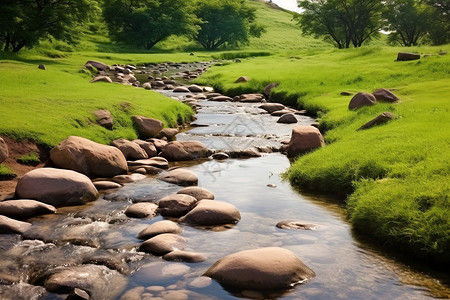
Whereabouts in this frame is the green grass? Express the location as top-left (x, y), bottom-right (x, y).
top-left (0, 164), bottom-right (16, 179)
top-left (195, 45), bottom-right (450, 265)
top-left (16, 152), bottom-right (40, 165)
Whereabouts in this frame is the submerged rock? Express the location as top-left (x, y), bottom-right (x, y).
top-left (179, 200), bottom-right (240, 226)
top-left (276, 220), bottom-right (318, 230)
top-left (140, 233), bottom-right (187, 256)
top-left (204, 247), bottom-right (315, 290)
top-left (0, 215), bottom-right (32, 234)
top-left (163, 250), bottom-right (207, 263)
top-left (160, 141), bottom-right (208, 161)
top-left (0, 199), bottom-right (56, 220)
top-left (157, 194), bottom-right (197, 217)
top-left (158, 169), bottom-right (198, 186)
top-left (176, 186), bottom-right (214, 200)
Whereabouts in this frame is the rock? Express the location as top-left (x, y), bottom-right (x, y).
top-left (235, 94), bottom-right (265, 103)
top-left (286, 126), bottom-right (325, 158)
top-left (66, 288), bottom-right (90, 300)
top-left (263, 83), bottom-right (279, 98)
top-left (188, 277), bottom-right (212, 289)
top-left (148, 138), bottom-right (168, 151)
top-left (163, 80), bottom-right (176, 85)
top-left (211, 152), bottom-right (229, 160)
top-left (142, 82), bottom-right (152, 90)
top-left (176, 187), bottom-right (214, 200)
top-left (138, 220), bottom-right (182, 240)
top-left (340, 91), bottom-right (353, 96)
top-left (234, 76), bottom-right (251, 83)
top-left (270, 109), bottom-right (294, 116)
top-left (159, 169), bottom-right (198, 186)
top-left (358, 112), bottom-right (396, 130)
top-left (187, 85), bottom-right (203, 93)
top-left (111, 138), bottom-right (148, 160)
top-left (133, 139), bottom-right (157, 157)
top-left (259, 103), bottom-right (285, 113)
top-left (132, 116), bottom-right (164, 139)
top-left (39, 264), bottom-right (126, 299)
top-left (277, 113), bottom-right (298, 124)
top-left (0, 282), bottom-right (46, 299)
top-left (139, 233), bottom-right (187, 256)
top-left (276, 220), bottom-right (317, 230)
top-left (89, 76), bottom-right (112, 83)
top-left (0, 137), bottom-right (9, 163)
top-left (163, 251), bottom-right (207, 263)
top-left (159, 128), bottom-right (179, 140)
top-left (397, 52), bottom-right (421, 61)
top-left (206, 93), bottom-right (222, 99)
top-left (85, 60), bottom-right (108, 71)
top-left (160, 141), bottom-right (208, 161)
top-left (119, 286), bottom-right (144, 300)
top-left (93, 109), bottom-right (113, 130)
top-left (93, 181), bottom-right (122, 190)
top-left (151, 81), bottom-right (165, 88)
top-left (173, 86), bottom-right (191, 93)
top-left (0, 215), bottom-right (32, 234)
top-left (127, 157), bottom-right (168, 169)
top-left (204, 247), bottom-right (315, 290)
top-left (227, 149), bottom-right (261, 158)
top-left (348, 92), bottom-right (377, 110)
top-left (157, 194), bottom-right (197, 217)
top-left (210, 95), bottom-right (233, 102)
top-left (38, 64), bottom-right (46, 70)
top-left (372, 88), bottom-right (399, 102)
top-left (112, 173), bottom-right (146, 184)
top-left (15, 168), bottom-right (98, 207)
top-left (125, 202), bottom-right (158, 218)
top-left (136, 261), bottom-right (190, 282)
top-left (179, 200), bottom-right (240, 226)
top-left (203, 86), bottom-right (214, 93)
top-left (50, 136), bottom-right (127, 178)
top-left (0, 199), bottom-right (56, 219)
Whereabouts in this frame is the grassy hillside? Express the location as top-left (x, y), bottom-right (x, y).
top-left (195, 45), bottom-right (450, 265)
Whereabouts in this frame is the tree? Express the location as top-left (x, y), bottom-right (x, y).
top-left (425, 0), bottom-right (450, 45)
top-left (102, 0), bottom-right (199, 50)
top-left (384, 0), bottom-right (432, 46)
top-left (296, 0), bottom-right (382, 48)
top-left (193, 0), bottom-right (265, 50)
top-left (0, 0), bottom-right (97, 52)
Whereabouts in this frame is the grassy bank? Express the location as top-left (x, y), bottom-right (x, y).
top-left (195, 45), bottom-right (450, 265)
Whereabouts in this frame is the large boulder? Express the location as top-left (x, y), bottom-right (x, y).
top-left (85, 60), bottom-right (108, 71)
top-left (139, 233), bottom-right (187, 256)
top-left (15, 168), bottom-right (99, 207)
top-left (348, 92), bottom-right (377, 110)
top-left (176, 186), bottom-right (214, 200)
top-left (179, 200), bottom-right (240, 226)
top-left (138, 220), bottom-right (182, 240)
top-left (0, 215), bottom-right (32, 234)
top-left (160, 141), bottom-right (208, 161)
top-left (0, 137), bottom-right (8, 163)
top-left (358, 112), bottom-right (396, 130)
top-left (50, 136), bottom-right (128, 178)
top-left (111, 138), bottom-right (148, 160)
top-left (204, 247), bottom-right (315, 290)
top-left (0, 199), bottom-right (56, 219)
top-left (372, 88), bottom-right (399, 102)
top-left (397, 52), bottom-right (420, 61)
top-left (132, 116), bottom-right (164, 139)
top-left (158, 168), bottom-right (198, 186)
top-left (259, 103), bottom-right (285, 114)
top-left (286, 126), bottom-right (325, 158)
top-left (157, 194), bottom-right (197, 217)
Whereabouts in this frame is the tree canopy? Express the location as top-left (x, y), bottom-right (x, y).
top-left (102, 0), bottom-right (199, 50)
top-left (193, 0), bottom-right (265, 50)
top-left (0, 0), bottom-right (97, 52)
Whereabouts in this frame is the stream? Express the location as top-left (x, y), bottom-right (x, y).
top-left (0, 62), bottom-right (449, 299)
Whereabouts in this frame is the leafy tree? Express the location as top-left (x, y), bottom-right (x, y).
top-left (384, 0), bottom-right (432, 46)
top-left (193, 0), bottom-right (265, 50)
top-left (0, 0), bottom-right (97, 52)
top-left (102, 0), bottom-right (199, 50)
top-left (296, 0), bottom-right (382, 48)
top-left (425, 0), bottom-right (450, 45)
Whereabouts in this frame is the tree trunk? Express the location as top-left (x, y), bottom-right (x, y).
top-left (3, 33), bottom-right (10, 51)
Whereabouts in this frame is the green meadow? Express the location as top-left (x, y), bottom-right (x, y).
top-left (0, 0), bottom-right (449, 265)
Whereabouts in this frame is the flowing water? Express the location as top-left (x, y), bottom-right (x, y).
top-left (0, 63), bottom-right (449, 299)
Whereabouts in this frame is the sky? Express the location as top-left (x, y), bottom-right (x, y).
top-left (270, 0), bottom-right (302, 13)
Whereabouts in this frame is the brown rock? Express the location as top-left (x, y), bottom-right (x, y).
top-left (270, 109), bottom-right (295, 116)
top-left (93, 181), bottom-right (122, 190)
top-left (210, 95), bottom-right (233, 102)
top-left (235, 94), bottom-right (265, 103)
top-left (179, 200), bottom-right (240, 226)
top-left (0, 199), bottom-right (56, 219)
top-left (140, 233), bottom-right (187, 256)
top-left (50, 136), bottom-right (128, 178)
top-left (348, 92), bottom-right (377, 110)
top-left (206, 93), bottom-right (222, 99)
top-left (127, 157), bottom-right (168, 169)
top-left (173, 86), bottom-right (191, 93)
top-left (151, 81), bottom-right (165, 88)
top-left (85, 60), bottom-right (108, 70)
top-left (163, 251), bottom-right (207, 263)
top-left (286, 126), bottom-right (325, 158)
top-left (38, 64), bottom-right (46, 70)
top-left (147, 138), bottom-right (168, 151)
top-left (0, 215), bottom-right (32, 234)
top-left (112, 173), bottom-right (146, 184)
top-left (372, 88), bottom-right (399, 102)
top-left (176, 186), bottom-right (214, 200)
top-left (158, 168), bottom-right (198, 186)
top-left (157, 194), bottom-right (197, 217)
top-left (89, 76), bottom-right (112, 83)
top-left (204, 247), bottom-right (315, 290)
top-left (188, 85), bottom-right (203, 93)
top-left (0, 137), bottom-right (8, 163)
top-left (234, 76), bottom-right (251, 83)
top-left (93, 109), bottom-right (113, 130)
top-left (263, 83), bottom-right (279, 98)
top-left (132, 116), bottom-right (164, 139)
top-left (160, 141), bottom-right (208, 161)
top-left (111, 138), bottom-right (148, 160)
top-left (259, 103), bottom-right (285, 113)
top-left (142, 82), bottom-right (152, 90)
top-left (340, 91), bottom-right (353, 96)
top-left (159, 128), bottom-right (179, 140)
top-left (276, 220), bottom-right (317, 230)
top-left (15, 168), bottom-right (98, 207)
top-left (277, 113), bottom-right (298, 124)
top-left (397, 52), bottom-right (421, 61)
top-left (125, 202), bottom-right (158, 218)
top-left (138, 220), bottom-right (182, 240)
top-left (358, 112), bottom-right (396, 130)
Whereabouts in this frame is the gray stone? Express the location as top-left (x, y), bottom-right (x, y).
top-left (85, 60), bottom-right (108, 70)
top-left (163, 251), bottom-right (207, 263)
top-left (276, 220), bottom-right (318, 230)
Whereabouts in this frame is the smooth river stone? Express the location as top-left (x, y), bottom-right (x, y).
top-left (140, 233), bottom-right (187, 256)
top-left (0, 199), bottom-right (56, 219)
top-left (0, 215), bottom-right (32, 234)
top-left (276, 220), bottom-right (318, 230)
top-left (163, 250), bottom-right (207, 263)
top-left (158, 168), bottom-right (198, 186)
top-left (176, 186), bottom-right (214, 200)
top-left (138, 220), bottom-right (182, 240)
top-left (157, 194), bottom-right (197, 217)
top-left (179, 200), bottom-right (240, 226)
top-left (125, 202), bottom-right (158, 218)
